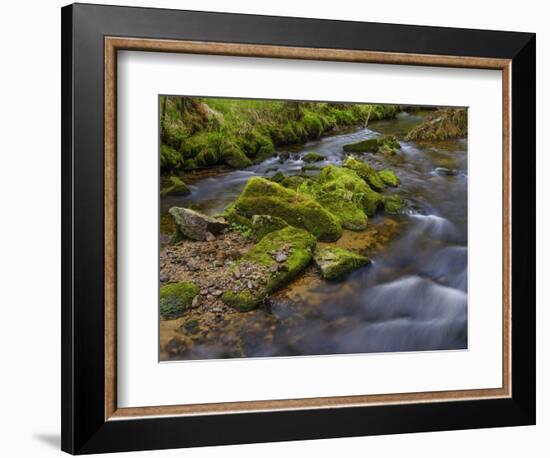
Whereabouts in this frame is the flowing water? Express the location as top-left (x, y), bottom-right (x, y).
top-left (160, 111), bottom-right (468, 358)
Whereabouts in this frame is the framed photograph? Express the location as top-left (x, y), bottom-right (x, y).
top-left (61, 3), bottom-right (536, 454)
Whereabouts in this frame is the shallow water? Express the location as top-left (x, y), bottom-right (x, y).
top-left (161, 111), bottom-right (468, 358)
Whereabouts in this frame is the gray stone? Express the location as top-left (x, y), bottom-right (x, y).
top-left (169, 207), bottom-right (228, 241)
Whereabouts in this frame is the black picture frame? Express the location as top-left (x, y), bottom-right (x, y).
top-left (61, 3), bottom-right (536, 454)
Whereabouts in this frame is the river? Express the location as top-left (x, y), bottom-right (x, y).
top-left (160, 111), bottom-right (468, 358)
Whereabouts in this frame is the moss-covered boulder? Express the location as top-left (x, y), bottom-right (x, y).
top-left (222, 227), bottom-right (316, 311)
top-left (160, 176), bottom-right (191, 197)
top-left (313, 247), bottom-right (370, 280)
top-left (383, 194), bottom-right (407, 213)
top-left (302, 152), bottom-right (324, 163)
top-left (317, 165), bottom-right (382, 217)
top-left (342, 137), bottom-right (379, 153)
top-left (342, 135), bottom-right (401, 154)
top-left (160, 281), bottom-right (199, 318)
top-left (343, 156), bottom-right (386, 191)
top-left (231, 177), bottom-right (342, 241)
top-left (378, 169), bottom-right (400, 187)
top-left (251, 214), bottom-right (288, 241)
top-left (405, 108), bottom-right (467, 141)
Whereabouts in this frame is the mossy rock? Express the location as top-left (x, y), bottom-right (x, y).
top-left (160, 281), bottom-right (199, 318)
top-left (317, 165), bottom-right (382, 217)
top-left (280, 175), bottom-right (308, 190)
top-left (232, 177), bottom-right (342, 241)
top-left (343, 135), bottom-right (401, 155)
top-left (160, 176), bottom-right (191, 197)
top-left (342, 138), bottom-right (379, 153)
top-left (302, 152), bottom-right (324, 163)
top-left (378, 135), bottom-right (401, 150)
top-left (222, 226), bottom-right (316, 311)
top-left (383, 194), bottom-right (407, 213)
top-left (313, 246), bottom-right (370, 280)
top-left (251, 214), bottom-right (288, 241)
top-left (378, 169), bottom-right (400, 187)
top-left (343, 156), bottom-right (386, 191)
top-left (269, 171), bottom-right (286, 183)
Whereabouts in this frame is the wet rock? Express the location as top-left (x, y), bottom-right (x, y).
top-left (278, 152), bottom-right (290, 162)
top-left (434, 167), bottom-right (458, 176)
top-left (169, 207), bottom-right (228, 241)
top-left (314, 247), bottom-right (370, 281)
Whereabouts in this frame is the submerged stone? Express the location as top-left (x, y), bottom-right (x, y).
top-left (313, 246), bottom-right (370, 280)
top-left (169, 207), bottom-right (229, 241)
top-left (222, 226), bottom-right (316, 311)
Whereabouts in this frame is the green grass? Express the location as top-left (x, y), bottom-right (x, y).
top-left (160, 96), bottom-right (401, 173)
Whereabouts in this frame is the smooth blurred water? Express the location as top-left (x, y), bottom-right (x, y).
top-left (161, 111), bottom-right (468, 358)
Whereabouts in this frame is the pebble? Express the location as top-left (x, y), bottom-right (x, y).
top-left (191, 295), bottom-right (200, 308)
top-left (211, 290), bottom-right (223, 297)
top-left (275, 253), bottom-right (288, 263)
top-left (205, 232), bottom-right (216, 242)
top-left (200, 289), bottom-right (209, 296)
top-left (234, 267), bottom-right (241, 279)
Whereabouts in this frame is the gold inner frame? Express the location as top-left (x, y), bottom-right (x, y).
top-left (104, 37), bottom-right (512, 421)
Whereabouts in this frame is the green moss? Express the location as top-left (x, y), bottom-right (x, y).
top-left (269, 171), bottom-right (286, 183)
top-left (405, 108), bottom-right (467, 141)
top-left (379, 135), bottom-right (401, 150)
top-left (160, 144), bottom-right (182, 171)
top-left (342, 138), bottom-right (379, 153)
top-left (160, 176), bottom-right (191, 197)
top-left (280, 175), bottom-right (308, 190)
top-left (343, 156), bottom-right (386, 191)
top-left (232, 177), bottom-right (342, 241)
top-left (159, 281), bottom-right (199, 318)
top-left (378, 169), bottom-right (400, 187)
top-left (160, 97), bottom-right (402, 174)
top-left (383, 194), bottom-right (407, 213)
top-left (222, 226), bottom-right (316, 311)
top-left (342, 135), bottom-right (401, 155)
top-left (221, 144), bottom-right (252, 168)
top-left (302, 152), bottom-right (324, 163)
top-left (251, 214), bottom-right (288, 240)
top-left (314, 246), bottom-right (370, 280)
top-left (317, 165), bottom-right (382, 217)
